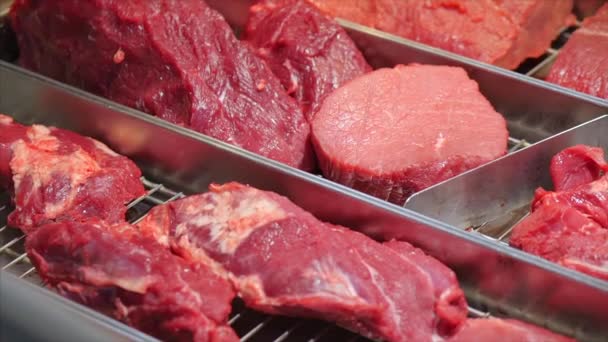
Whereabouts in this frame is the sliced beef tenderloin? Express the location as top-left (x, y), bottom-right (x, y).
top-left (310, 64), bottom-right (508, 204)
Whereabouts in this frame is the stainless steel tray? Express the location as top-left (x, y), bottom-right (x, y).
top-left (407, 116), bottom-right (608, 230)
top-left (1, 61), bottom-right (608, 341)
top-left (1, 1), bottom-right (607, 340)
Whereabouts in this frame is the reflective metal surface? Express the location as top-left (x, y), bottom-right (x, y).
top-left (0, 273), bottom-right (155, 342)
top-left (2, 61), bottom-right (608, 341)
top-left (407, 116), bottom-right (608, 231)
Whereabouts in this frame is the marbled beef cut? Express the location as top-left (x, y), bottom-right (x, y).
top-left (547, 4), bottom-right (608, 99)
top-left (311, 64), bottom-right (508, 204)
top-left (137, 182), bottom-right (468, 342)
top-left (245, 0), bottom-right (371, 120)
top-left (510, 145), bottom-right (608, 280)
top-left (26, 220), bottom-right (238, 342)
top-left (308, 0), bottom-right (574, 69)
top-left (9, 0), bottom-right (313, 169)
top-left (0, 114), bottom-right (145, 233)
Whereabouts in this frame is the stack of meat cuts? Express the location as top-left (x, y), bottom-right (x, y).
top-left (308, 0), bottom-right (574, 69)
top-left (9, 0), bottom-right (313, 170)
top-left (245, 0), bottom-right (372, 119)
top-left (1, 114), bottom-right (575, 341)
top-left (510, 145), bottom-right (608, 280)
top-left (311, 64), bottom-right (508, 204)
top-left (546, 3), bottom-right (608, 99)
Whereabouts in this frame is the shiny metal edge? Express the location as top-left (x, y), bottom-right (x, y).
top-left (406, 115), bottom-right (608, 228)
top-left (2, 61), bottom-right (608, 341)
top-left (0, 272), bottom-right (156, 342)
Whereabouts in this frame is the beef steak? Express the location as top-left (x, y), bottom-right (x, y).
top-left (546, 3), bottom-right (608, 99)
top-left (510, 145), bottom-right (608, 280)
top-left (26, 220), bottom-right (237, 342)
top-left (448, 318), bottom-right (574, 342)
top-left (0, 114), bottom-right (145, 233)
top-left (137, 182), bottom-right (468, 342)
top-left (310, 64), bottom-right (508, 204)
top-left (10, 0), bottom-right (313, 169)
top-left (308, 0), bottom-right (573, 69)
top-left (245, 0), bottom-right (371, 120)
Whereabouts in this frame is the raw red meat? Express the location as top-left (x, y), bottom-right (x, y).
top-left (550, 145), bottom-right (608, 191)
top-left (448, 318), bottom-right (574, 342)
top-left (310, 64), bottom-right (508, 204)
top-left (510, 145), bottom-right (608, 280)
top-left (546, 3), bottom-right (608, 99)
top-left (574, 0), bottom-right (606, 17)
top-left (26, 220), bottom-right (237, 342)
top-left (383, 240), bottom-right (467, 336)
top-left (137, 182), bottom-right (468, 342)
top-left (10, 0), bottom-right (313, 170)
top-left (308, 0), bottom-right (573, 69)
top-left (0, 115), bottom-right (145, 233)
top-left (245, 0), bottom-right (371, 120)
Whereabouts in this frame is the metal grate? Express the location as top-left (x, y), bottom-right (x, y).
top-left (0, 177), bottom-right (492, 341)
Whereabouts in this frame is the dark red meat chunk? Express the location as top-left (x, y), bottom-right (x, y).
top-left (310, 65), bottom-right (508, 204)
top-left (245, 0), bottom-right (371, 120)
top-left (137, 182), bottom-right (468, 342)
top-left (26, 220), bottom-right (237, 342)
top-left (510, 145), bottom-right (608, 280)
top-left (10, 0), bottom-right (313, 169)
top-left (448, 318), bottom-right (574, 342)
top-left (547, 4), bottom-right (608, 99)
top-left (308, 0), bottom-right (574, 69)
top-left (574, 0), bottom-right (606, 17)
top-left (0, 114), bottom-right (145, 233)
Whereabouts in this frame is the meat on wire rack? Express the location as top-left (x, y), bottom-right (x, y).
top-left (0, 176), bottom-right (491, 342)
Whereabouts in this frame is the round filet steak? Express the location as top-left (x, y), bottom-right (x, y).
top-left (311, 64), bottom-right (508, 204)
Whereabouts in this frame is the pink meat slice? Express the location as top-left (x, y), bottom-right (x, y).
top-left (245, 0), bottom-right (371, 120)
top-left (510, 145), bottom-right (608, 280)
top-left (310, 64), bottom-right (508, 204)
top-left (546, 4), bottom-right (608, 99)
top-left (0, 114), bottom-right (145, 233)
top-left (137, 182), bottom-right (468, 342)
top-left (308, 0), bottom-right (573, 69)
top-left (448, 318), bottom-right (575, 342)
top-left (10, 0), bottom-right (313, 169)
top-left (26, 220), bottom-right (237, 342)
top-left (549, 145), bottom-right (608, 191)
top-left (510, 202), bottom-right (608, 280)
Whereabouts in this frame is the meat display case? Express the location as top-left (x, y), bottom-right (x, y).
top-left (1, 1), bottom-right (608, 341)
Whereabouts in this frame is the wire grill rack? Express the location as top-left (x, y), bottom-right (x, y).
top-left (1, 176), bottom-right (494, 342)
